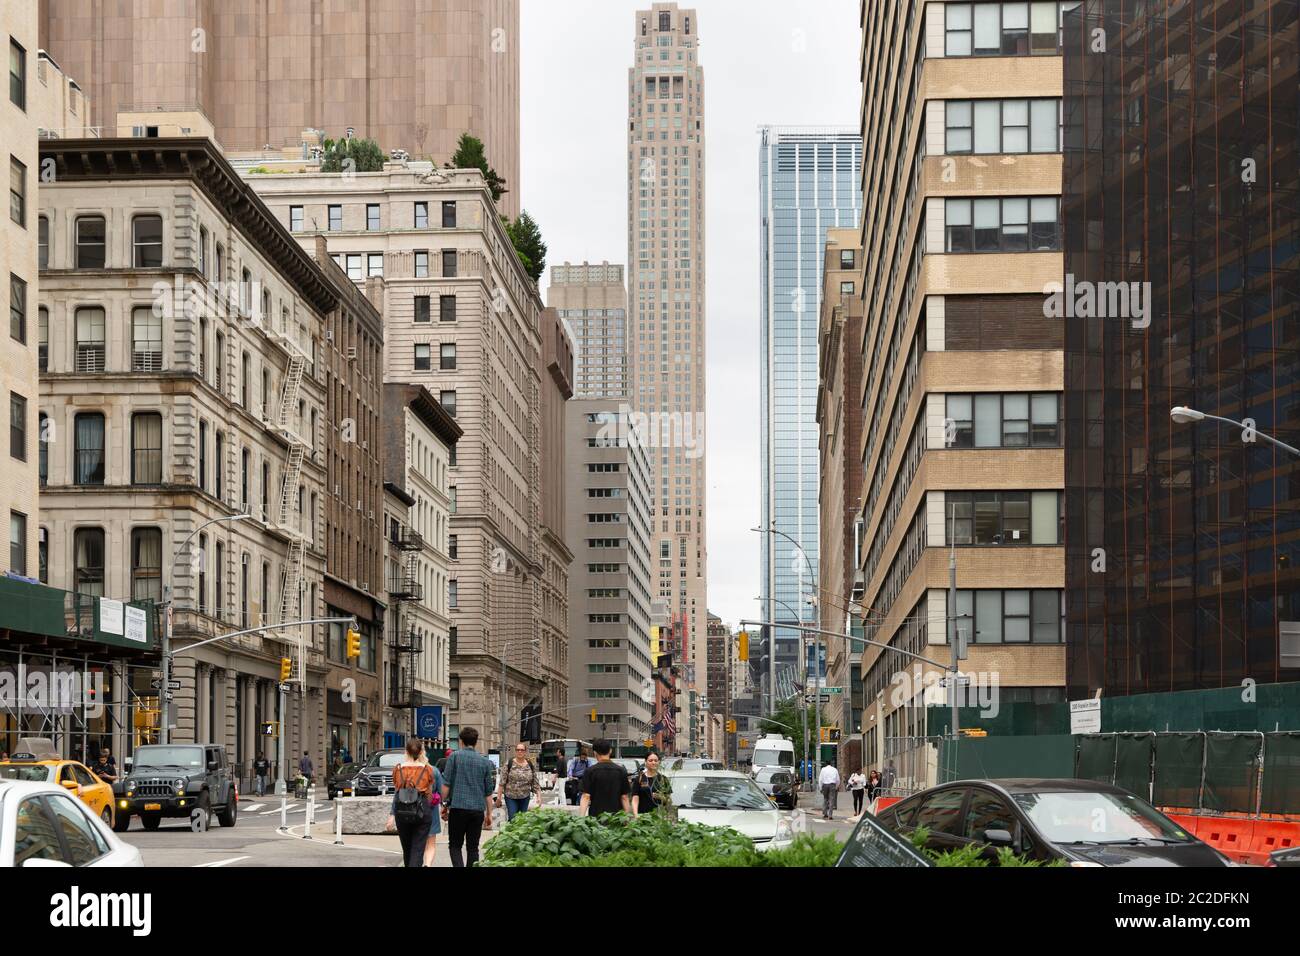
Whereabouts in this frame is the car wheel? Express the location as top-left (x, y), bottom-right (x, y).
top-left (101, 806), bottom-right (113, 828)
top-left (112, 811), bottom-right (131, 833)
top-left (141, 813), bottom-right (161, 831)
top-left (216, 792), bottom-right (238, 828)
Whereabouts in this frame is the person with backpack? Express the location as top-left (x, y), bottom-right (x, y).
top-left (495, 742), bottom-right (541, 820)
top-left (387, 738), bottom-right (435, 868)
top-left (565, 747), bottom-right (591, 805)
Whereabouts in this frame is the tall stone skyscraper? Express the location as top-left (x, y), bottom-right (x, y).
top-left (37, 0), bottom-right (521, 218)
top-left (627, 3), bottom-right (707, 749)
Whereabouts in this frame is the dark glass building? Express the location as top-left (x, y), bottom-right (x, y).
top-left (1063, 1), bottom-right (1300, 697)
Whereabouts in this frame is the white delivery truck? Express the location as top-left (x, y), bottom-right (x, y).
top-left (751, 734), bottom-right (795, 772)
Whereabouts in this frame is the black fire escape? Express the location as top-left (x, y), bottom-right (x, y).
top-left (387, 521), bottom-right (425, 710)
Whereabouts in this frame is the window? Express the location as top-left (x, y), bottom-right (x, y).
top-left (440, 294), bottom-right (456, 323)
top-left (448, 535), bottom-right (458, 559)
top-left (840, 281), bottom-right (855, 296)
top-left (38, 216), bottom-right (47, 268)
top-left (328, 205), bottom-right (342, 231)
top-left (415, 202), bottom-right (429, 229)
top-left (130, 528), bottom-right (162, 602)
top-left (950, 588), bottom-right (1062, 644)
top-left (346, 254), bottom-right (362, 281)
top-left (74, 528), bottom-right (105, 596)
top-left (37, 412), bottom-right (47, 486)
top-left (9, 392), bottom-right (24, 460)
top-left (9, 38), bottom-right (25, 110)
top-left (215, 431), bottom-right (225, 500)
top-left (131, 412), bottom-right (162, 484)
top-left (440, 390), bottom-right (457, 418)
top-left (365, 204), bottom-right (380, 231)
top-left (131, 306), bottom-right (163, 370)
top-left (215, 541), bottom-right (225, 619)
top-left (659, 10), bottom-right (671, 31)
top-left (132, 215), bottom-right (163, 268)
top-left (449, 580), bottom-right (458, 608)
top-left (75, 216), bottom-right (106, 268)
top-left (945, 2), bottom-right (973, 54)
top-left (442, 250), bottom-right (457, 277)
top-left (290, 206), bottom-right (303, 232)
top-left (198, 226), bottom-right (208, 278)
top-left (440, 343), bottom-right (456, 370)
top-left (38, 526), bottom-right (46, 582)
top-left (241, 448), bottom-right (250, 511)
top-left (9, 155), bottom-right (25, 226)
top-left (8, 273), bottom-right (24, 342)
top-left (74, 413), bottom-right (105, 486)
top-left (37, 307), bottom-right (47, 372)
top-left (441, 201), bottom-right (456, 228)
top-left (947, 393), bottom-right (1060, 448)
top-left (74, 306), bottom-right (105, 369)
top-left (945, 99), bottom-right (1059, 154)
top-left (9, 511), bottom-right (25, 574)
top-left (414, 344), bottom-right (431, 371)
top-left (840, 249), bottom-right (855, 269)
top-left (241, 352), bottom-right (250, 407)
top-left (415, 251), bottom-right (429, 277)
top-left (946, 491), bottom-right (1061, 546)
top-left (414, 295), bottom-right (431, 323)
top-left (199, 420), bottom-right (208, 492)
top-left (214, 331), bottom-right (224, 391)
top-left (215, 243), bottom-right (225, 281)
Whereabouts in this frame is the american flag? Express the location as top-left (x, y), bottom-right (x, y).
top-left (662, 709), bottom-right (676, 735)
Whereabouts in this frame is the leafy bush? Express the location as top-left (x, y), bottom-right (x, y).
top-left (321, 136), bottom-right (385, 173)
top-left (753, 834), bottom-right (845, 867)
top-left (907, 826), bottom-right (1060, 867)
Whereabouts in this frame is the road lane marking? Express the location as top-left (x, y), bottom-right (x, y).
top-left (263, 804), bottom-right (297, 814)
top-left (195, 856), bottom-right (250, 867)
top-left (242, 803), bottom-right (265, 812)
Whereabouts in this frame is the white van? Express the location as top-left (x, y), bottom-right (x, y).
top-left (751, 734), bottom-right (795, 772)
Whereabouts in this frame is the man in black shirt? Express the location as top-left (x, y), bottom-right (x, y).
top-left (579, 739), bottom-right (631, 819)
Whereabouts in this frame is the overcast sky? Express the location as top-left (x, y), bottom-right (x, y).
top-left (521, 0), bottom-right (862, 630)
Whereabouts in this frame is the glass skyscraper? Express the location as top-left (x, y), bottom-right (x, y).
top-left (759, 127), bottom-right (862, 701)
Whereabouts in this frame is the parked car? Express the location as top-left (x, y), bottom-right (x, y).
top-left (835, 811), bottom-right (932, 867)
top-left (115, 743), bottom-right (237, 832)
top-left (665, 770), bottom-right (793, 851)
top-left (327, 762), bottom-right (364, 800)
top-left (351, 749), bottom-right (407, 796)
top-left (0, 739), bottom-right (116, 828)
top-left (0, 780), bottom-right (143, 867)
top-left (753, 767), bottom-right (799, 810)
top-left (876, 779), bottom-right (1235, 867)
top-left (1268, 845), bottom-right (1300, 867)
top-left (611, 758), bottom-right (642, 779)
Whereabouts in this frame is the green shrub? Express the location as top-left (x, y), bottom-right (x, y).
top-left (907, 825), bottom-right (1061, 866)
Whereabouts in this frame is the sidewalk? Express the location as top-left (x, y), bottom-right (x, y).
top-left (282, 787), bottom-right (571, 866)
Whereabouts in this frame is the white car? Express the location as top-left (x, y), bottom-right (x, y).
top-left (666, 770), bottom-right (794, 851)
top-left (0, 780), bottom-right (143, 868)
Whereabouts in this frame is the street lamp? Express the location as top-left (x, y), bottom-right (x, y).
top-left (1170, 406), bottom-right (1300, 457)
top-left (160, 513), bottom-right (251, 745)
top-left (758, 594), bottom-right (812, 787)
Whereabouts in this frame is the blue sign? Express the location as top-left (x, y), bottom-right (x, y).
top-left (416, 706), bottom-right (443, 739)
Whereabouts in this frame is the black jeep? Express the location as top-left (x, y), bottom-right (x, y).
top-left (115, 743), bottom-right (237, 832)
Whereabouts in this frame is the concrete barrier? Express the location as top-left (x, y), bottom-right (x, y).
top-left (339, 795), bottom-right (396, 835)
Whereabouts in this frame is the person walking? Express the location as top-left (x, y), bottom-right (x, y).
top-left (440, 727), bottom-right (495, 868)
top-left (299, 751), bottom-right (314, 785)
top-left (418, 747), bottom-right (446, 867)
top-left (387, 739), bottom-right (435, 868)
top-left (847, 768), bottom-right (867, 816)
top-left (495, 742), bottom-right (540, 821)
top-left (564, 747), bottom-right (591, 806)
top-left (579, 739), bottom-right (631, 819)
top-left (818, 761), bottom-right (841, 820)
top-left (867, 769), bottom-right (882, 804)
top-left (630, 752), bottom-right (669, 816)
top-left (253, 753), bottom-right (270, 796)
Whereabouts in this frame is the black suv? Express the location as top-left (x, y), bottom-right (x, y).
top-left (115, 743), bottom-right (238, 832)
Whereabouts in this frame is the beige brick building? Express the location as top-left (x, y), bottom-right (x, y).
top-left (852, 1), bottom-right (1072, 791)
top-left (246, 163), bottom-right (570, 754)
top-left (564, 399), bottom-right (655, 745)
top-left (38, 0), bottom-right (522, 218)
top-left (38, 136), bottom-right (334, 782)
top-left (549, 261), bottom-right (630, 400)
top-left (628, 2), bottom-right (709, 754)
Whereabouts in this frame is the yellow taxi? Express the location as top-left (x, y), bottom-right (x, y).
top-left (0, 738), bottom-right (115, 827)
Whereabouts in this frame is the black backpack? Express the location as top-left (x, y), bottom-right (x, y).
top-left (393, 764), bottom-right (431, 824)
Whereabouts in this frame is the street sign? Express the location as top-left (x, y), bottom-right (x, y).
top-left (279, 682), bottom-right (291, 693)
top-left (823, 686), bottom-right (844, 695)
top-left (804, 694), bottom-right (834, 704)
top-left (151, 678), bottom-right (182, 690)
top-left (164, 692), bottom-right (174, 702)
top-left (1070, 698), bottom-right (1102, 734)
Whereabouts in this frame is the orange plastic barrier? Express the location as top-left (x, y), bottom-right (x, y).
top-left (1249, 821), bottom-right (1300, 864)
top-left (875, 796), bottom-right (901, 812)
top-left (1161, 813), bottom-right (1300, 865)
top-left (1196, 819), bottom-right (1256, 864)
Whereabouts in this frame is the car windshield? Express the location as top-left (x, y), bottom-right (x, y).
top-left (1013, 791), bottom-right (1195, 844)
top-left (670, 775), bottom-right (772, 811)
top-left (754, 749), bottom-right (793, 767)
top-left (0, 765), bottom-right (53, 782)
top-left (334, 763), bottom-right (360, 776)
top-left (131, 747), bottom-right (204, 770)
top-left (370, 753), bottom-right (403, 769)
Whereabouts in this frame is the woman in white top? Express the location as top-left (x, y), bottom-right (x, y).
top-left (847, 769), bottom-right (868, 816)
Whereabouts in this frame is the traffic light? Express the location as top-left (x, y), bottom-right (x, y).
top-left (589, 708), bottom-right (597, 723)
top-left (346, 626), bottom-right (361, 659)
top-left (279, 657), bottom-right (292, 681)
top-left (725, 719), bottom-right (737, 734)
top-left (260, 721), bottom-right (277, 736)
top-left (737, 631), bottom-right (749, 662)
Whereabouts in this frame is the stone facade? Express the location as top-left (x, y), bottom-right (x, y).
top-left (246, 164), bottom-right (566, 755)
top-left (38, 0), bottom-right (522, 218)
top-left (37, 137), bottom-right (335, 783)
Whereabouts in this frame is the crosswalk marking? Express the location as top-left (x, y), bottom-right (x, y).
top-left (195, 856), bottom-right (250, 868)
top-left (242, 803), bottom-right (265, 813)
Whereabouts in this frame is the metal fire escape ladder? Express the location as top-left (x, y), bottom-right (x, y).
top-left (266, 328), bottom-right (310, 677)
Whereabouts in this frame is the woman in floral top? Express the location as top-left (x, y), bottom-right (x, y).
top-left (495, 743), bottom-right (540, 820)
